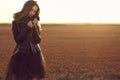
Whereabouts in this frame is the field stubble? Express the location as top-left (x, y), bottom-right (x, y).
top-left (0, 24), bottom-right (120, 80)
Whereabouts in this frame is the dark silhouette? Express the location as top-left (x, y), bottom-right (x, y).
top-left (5, 0), bottom-right (46, 80)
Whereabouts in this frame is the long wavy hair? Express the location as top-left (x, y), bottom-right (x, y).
top-left (13, 0), bottom-right (40, 23)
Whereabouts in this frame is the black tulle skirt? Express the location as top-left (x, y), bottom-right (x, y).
top-left (5, 51), bottom-right (46, 80)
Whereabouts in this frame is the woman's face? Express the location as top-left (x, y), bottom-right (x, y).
top-left (28, 5), bottom-right (38, 17)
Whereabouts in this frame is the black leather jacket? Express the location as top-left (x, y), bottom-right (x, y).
top-left (12, 18), bottom-right (41, 55)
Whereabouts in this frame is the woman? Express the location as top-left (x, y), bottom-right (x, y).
top-left (5, 0), bottom-right (46, 80)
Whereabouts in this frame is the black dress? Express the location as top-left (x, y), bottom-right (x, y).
top-left (5, 18), bottom-right (46, 80)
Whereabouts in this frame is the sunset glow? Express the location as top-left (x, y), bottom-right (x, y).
top-left (0, 0), bottom-right (120, 23)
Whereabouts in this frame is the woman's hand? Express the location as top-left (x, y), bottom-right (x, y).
top-left (27, 20), bottom-right (33, 28)
top-left (33, 18), bottom-right (38, 25)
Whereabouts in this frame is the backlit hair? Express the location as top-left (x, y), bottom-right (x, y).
top-left (13, 0), bottom-right (40, 23)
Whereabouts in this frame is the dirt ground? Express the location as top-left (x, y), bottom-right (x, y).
top-left (0, 24), bottom-right (120, 80)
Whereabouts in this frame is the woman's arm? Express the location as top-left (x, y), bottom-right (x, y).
top-left (32, 26), bottom-right (41, 44)
top-left (12, 21), bottom-right (32, 44)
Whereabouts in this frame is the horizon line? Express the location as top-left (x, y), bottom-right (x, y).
top-left (0, 22), bottom-right (120, 25)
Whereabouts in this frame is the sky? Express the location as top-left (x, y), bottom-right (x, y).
top-left (0, 0), bottom-right (120, 23)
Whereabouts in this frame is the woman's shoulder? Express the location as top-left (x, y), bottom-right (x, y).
top-left (12, 20), bottom-right (17, 24)
top-left (12, 20), bottom-right (21, 26)
top-left (12, 20), bottom-right (20, 29)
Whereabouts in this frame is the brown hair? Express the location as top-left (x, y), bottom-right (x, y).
top-left (13, 0), bottom-right (40, 23)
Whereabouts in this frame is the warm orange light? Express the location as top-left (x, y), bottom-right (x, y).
top-left (0, 0), bottom-right (120, 23)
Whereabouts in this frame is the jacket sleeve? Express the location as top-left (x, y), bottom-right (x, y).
top-left (12, 21), bottom-right (32, 44)
top-left (32, 26), bottom-right (41, 43)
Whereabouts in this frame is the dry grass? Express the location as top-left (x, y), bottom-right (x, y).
top-left (0, 24), bottom-right (120, 80)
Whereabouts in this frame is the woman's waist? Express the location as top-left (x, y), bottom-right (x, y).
top-left (14, 43), bottom-right (41, 54)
